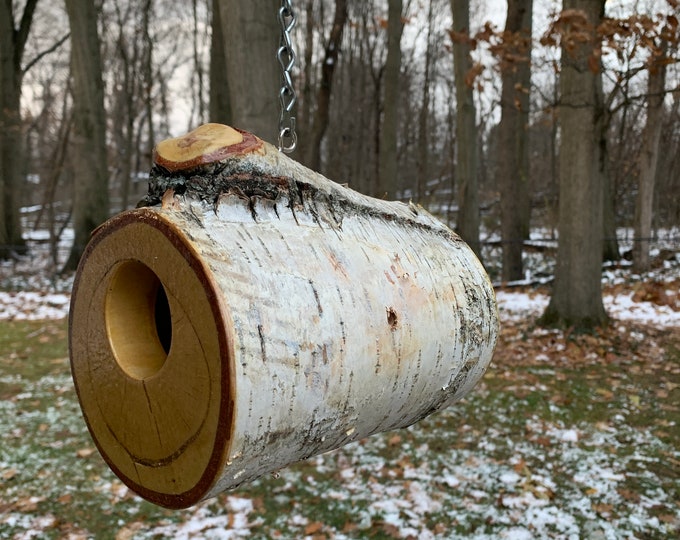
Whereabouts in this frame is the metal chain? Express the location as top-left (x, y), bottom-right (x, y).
top-left (277, 0), bottom-right (297, 153)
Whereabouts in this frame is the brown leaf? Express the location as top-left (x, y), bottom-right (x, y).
top-left (76, 447), bottom-right (96, 459)
top-left (2, 468), bottom-right (18, 480)
top-left (14, 496), bottom-right (44, 512)
top-left (593, 502), bottom-right (613, 515)
top-left (382, 522), bottom-right (402, 538)
top-left (304, 522), bottom-right (324, 535)
top-left (115, 521), bottom-right (145, 540)
top-left (617, 488), bottom-right (640, 503)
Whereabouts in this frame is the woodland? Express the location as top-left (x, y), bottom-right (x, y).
top-left (0, 1), bottom-right (679, 538)
top-left (0, 0), bottom-right (679, 328)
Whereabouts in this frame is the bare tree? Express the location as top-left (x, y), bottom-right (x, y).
top-left (0, 0), bottom-right (39, 258)
top-left (498, 0), bottom-right (533, 282)
top-left (633, 41), bottom-right (668, 273)
top-left (449, 0), bottom-right (480, 256)
top-left (304, 0), bottom-right (348, 171)
top-left (219, 0), bottom-right (280, 142)
top-left (209, 0), bottom-right (231, 124)
top-left (63, 0), bottom-right (109, 271)
top-left (377, 0), bottom-right (404, 199)
top-left (541, 2), bottom-right (607, 329)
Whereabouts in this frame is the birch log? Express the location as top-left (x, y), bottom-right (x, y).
top-left (69, 123), bottom-right (499, 509)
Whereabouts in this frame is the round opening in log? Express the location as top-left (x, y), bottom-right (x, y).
top-left (69, 210), bottom-right (235, 509)
top-left (105, 260), bottom-right (172, 379)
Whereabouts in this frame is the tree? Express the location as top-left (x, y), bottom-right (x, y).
top-left (219, 0), bottom-right (280, 143)
top-left (449, 0), bottom-right (480, 256)
top-left (497, 0), bottom-right (533, 282)
top-left (304, 0), bottom-right (348, 171)
top-left (377, 0), bottom-right (404, 199)
top-left (541, 2), bottom-right (608, 329)
top-left (209, 0), bottom-right (231, 124)
top-left (63, 0), bottom-right (109, 271)
top-left (0, 0), bottom-right (39, 258)
top-left (633, 41), bottom-right (668, 273)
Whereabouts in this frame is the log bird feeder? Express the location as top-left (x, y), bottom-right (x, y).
top-left (69, 123), bottom-right (499, 509)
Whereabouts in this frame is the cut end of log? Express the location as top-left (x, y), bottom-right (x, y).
top-left (153, 123), bottom-right (263, 172)
top-left (69, 210), bottom-right (234, 509)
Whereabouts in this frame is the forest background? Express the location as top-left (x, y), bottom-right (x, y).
top-left (1, 0), bottom-right (679, 328)
top-left (1, 1), bottom-right (680, 538)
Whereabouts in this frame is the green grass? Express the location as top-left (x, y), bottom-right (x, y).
top-left (1, 319), bottom-right (679, 539)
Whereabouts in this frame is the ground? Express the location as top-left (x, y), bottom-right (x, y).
top-left (0, 244), bottom-right (678, 539)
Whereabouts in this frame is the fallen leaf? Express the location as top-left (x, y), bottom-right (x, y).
top-left (388, 434), bottom-right (402, 446)
top-left (115, 521), bottom-right (145, 540)
top-left (76, 447), bottom-right (96, 459)
top-left (2, 468), bottom-right (18, 480)
top-left (304, 521), bottom-right (323, 535)
top-left (593, 502), bottom-right (613, 515)
top-left (14, 496), bottom-right (44, 512)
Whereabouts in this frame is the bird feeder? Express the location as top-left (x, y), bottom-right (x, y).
top-left (69, 123), bottom-right (499, 509)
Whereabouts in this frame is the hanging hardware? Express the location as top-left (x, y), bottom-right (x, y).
top-left (277, 0), bottom-right (298, 153)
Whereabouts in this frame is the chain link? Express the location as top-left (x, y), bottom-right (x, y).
top-left (277, 0), bottom-right (297, 153)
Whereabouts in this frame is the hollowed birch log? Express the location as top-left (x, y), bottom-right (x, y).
top-left (69, 123), bottom-right (499, 509)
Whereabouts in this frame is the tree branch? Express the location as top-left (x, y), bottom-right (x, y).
top-left (23, 32), bottom-right (70, 75)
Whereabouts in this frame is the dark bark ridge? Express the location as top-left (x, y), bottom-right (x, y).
top-left (141, 161), bottom-right (464, 245)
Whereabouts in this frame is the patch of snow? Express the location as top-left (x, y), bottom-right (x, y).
top-left (0, 291), bottom-right (70, 320)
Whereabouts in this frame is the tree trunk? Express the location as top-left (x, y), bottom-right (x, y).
top-left (209, 0), bottom-right (231, 124)
top-left (633, 44), bottom-right (667, 274)
top-left (598, 51), bottom-right (619, 262)
top-left (299, 0), bottom-right (315, 153)
top-left (450, 0), bottom-right (480, 256)
top-left (498, 0), bottom-right (533, 282)
top-left (0, 0), bottom-right (38, 258)
top-left (141, 0), bottom-right (155, 168)
top-left (377, 0), bottom-right (404, 199)
top-left (541, 1), bottom-right (607, 330)
top-left (219, 0), bottom-right (279, 143)
top-left (304, 0), bottom-right (348, 172)
top-left (70, 123), bottom-right (499, 509)
top-left (416, 0), bottom-right (435, 203)
top-left (602, 166), bottom-right (620, 261)
top-left (63, 0), bottom-right (109, 271)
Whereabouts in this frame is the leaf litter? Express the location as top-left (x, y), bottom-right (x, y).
top-left (1, 253), bottom-right (678, 539)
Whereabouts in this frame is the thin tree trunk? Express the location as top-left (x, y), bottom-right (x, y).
top-left (498, 0), bottom-right (533, 282)
top-left (377, 0), bottom-right (404, 200)
top-left (142, 0), bottom-right (155, 166)
top-left (541, 1), bottom-right (607, 329)
top-left (219, 0), bottom-right (279, 143)
top-left (0, 0), bottom-right (38, 258)
top-left (599, 56), bottom-right (619, 262)
top-left (633, 43), bottom-right (667, 273)
top-left (417, 0), bottom-right (435, 203)
top-left (304, 0), bottom-right (348, 172)
top-left (63, 0), bottom-right (109, 271)
top-left (209, 0), bottom-right (231, 124)
top-left (191, 0), bottom-right (206, 127)
top-left (299, 0), bottom-right (314, 151)
top-left (450, 0), bottom-right (480, 257)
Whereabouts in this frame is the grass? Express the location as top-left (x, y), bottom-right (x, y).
top-left (1, 317), bottom-right (679, 539)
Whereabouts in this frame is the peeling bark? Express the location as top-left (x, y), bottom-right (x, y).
top-left (70, 124), bottom-right (499, 509)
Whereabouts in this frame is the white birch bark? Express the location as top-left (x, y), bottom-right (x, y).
top-left (70, 124), bottom-right (499, 508)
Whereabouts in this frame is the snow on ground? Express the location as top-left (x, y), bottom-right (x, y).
top-left (495, 288), bottom-right (680, 327)
top-left (2, 283), bottom-right (677, 327)
top-left (0, 291), bottom-right (71, 321)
